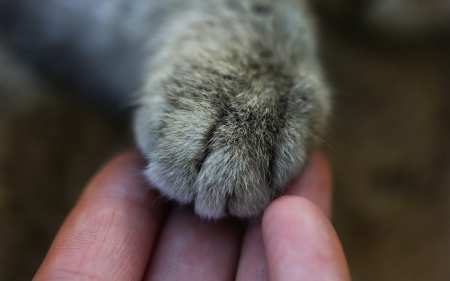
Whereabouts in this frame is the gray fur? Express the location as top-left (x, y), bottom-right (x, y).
top-left (1, 0), bottom-right (450, 279)
top-left (0, 0), bottom-right (328, 218)
top-left (0, 0), bottom-right (447, 220)
top-left (134, 0), bottom-right (330, 218)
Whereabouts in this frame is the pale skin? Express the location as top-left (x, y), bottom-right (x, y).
top-left (33, 151), bottom-right (351, 281)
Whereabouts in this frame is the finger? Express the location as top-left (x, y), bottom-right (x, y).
top-left (263, 196), bottom-right (351, 281)
top-left (235, 151), bottom-right (332, 281)
top-left (34, 151), bottom-right (165, 281)
top-left (235, 221), bottom-right (268, 281)
top-left (284, 151), bottom-right (333, 218)
top-left (145, 208), bottom-right (243, 281)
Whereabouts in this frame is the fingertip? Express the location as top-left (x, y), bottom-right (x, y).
top-left (284, 151), bottom-right (333, 217)
top-left (262, 195), bottom-right (350, 281)
top-left (263, 196), bottom-right (325, 234)
top-left (34, 150), bottom-right (165, 281)
top-left (82, 150), bottom-right (146, 199)
top-left (145, 208), bottom-right (243, 281)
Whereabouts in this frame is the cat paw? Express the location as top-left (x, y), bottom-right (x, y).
top-left (134, 62), bottom-right (329, 219)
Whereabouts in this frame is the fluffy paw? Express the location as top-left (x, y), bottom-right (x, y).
top-left (134, 59), bottom-right (328, 219)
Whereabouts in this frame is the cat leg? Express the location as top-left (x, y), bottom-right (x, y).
top-left (134, 0), bottom-right (330, 219)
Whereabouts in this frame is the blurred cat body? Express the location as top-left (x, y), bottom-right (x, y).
top-left (2, 0), bottom-right (334, 218)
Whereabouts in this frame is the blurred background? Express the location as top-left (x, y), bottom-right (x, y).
top-left (0, 0), bottom-right (449, 280)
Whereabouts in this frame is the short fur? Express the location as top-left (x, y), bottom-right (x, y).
top-left (1, 0), bottom-right (332, 219)
top-left (133, 0), bottom-right (330, 218)
top-left (0, 0), bottom-right (450, 279)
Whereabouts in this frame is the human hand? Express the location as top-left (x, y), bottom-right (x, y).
top-left (33, 151), bottom-right (351, 281)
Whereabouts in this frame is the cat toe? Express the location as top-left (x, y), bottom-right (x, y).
top-left (135, 97), bottom-right (311, 219)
